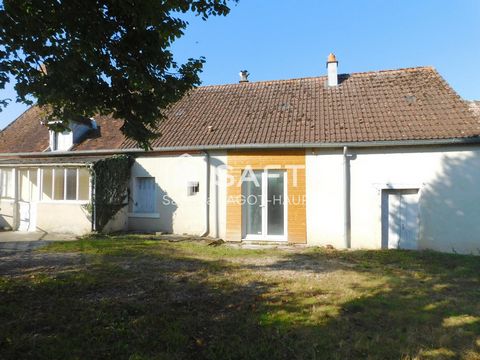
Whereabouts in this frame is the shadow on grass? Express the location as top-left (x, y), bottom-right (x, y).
top-left (0, 242), bottom-right (479, 359)
top-left (256, 249), bottom-right (480, 359)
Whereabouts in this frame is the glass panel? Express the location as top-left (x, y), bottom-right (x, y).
top-left (267, 171), bottom-right (285, 236)
top-left (53, 169), bottom-right (65, 200)
top-left (19, 169), bottom-right (29, 201)
top-left (29, 170), bottom-right (38, 201)
top-left (65, 169), bottom-right (77, 200)
top-left (0, 169), bottom-right (13, 198)
top-left (42, 169), bottom-right (53, 200)
top-left (242, 170), bottom-right (262, 235)
top-left (78, 168), bottom-right (90, 201)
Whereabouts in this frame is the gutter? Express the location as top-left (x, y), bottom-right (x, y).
top-left (1, 137), bottom-right (480, 158)
top-left (201, 151), bottom-right (210, 237)
top-left (0, 162), bottom-right (91, 167)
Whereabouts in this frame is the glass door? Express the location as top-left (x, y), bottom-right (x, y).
top-left (243, 170), bottom-right (263, 236)
top-left (242, 170), bottom-right (287, 241)
top-left (267, 170), bottom-right (285, 236)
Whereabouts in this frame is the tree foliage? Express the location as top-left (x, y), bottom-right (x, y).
top-left (0, 0), bottom-right (236, 149)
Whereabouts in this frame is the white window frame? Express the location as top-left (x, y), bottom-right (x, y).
top-left (242, 169), bottom-right (288, 242)
top-left (0, 168), bottom-right (14, 200)
top-left (39, 167), bottom-right (90, 204)
top-left (17, 168), bottom-right (40, 203)
top-left (128, 176), bottom-right (159, 218)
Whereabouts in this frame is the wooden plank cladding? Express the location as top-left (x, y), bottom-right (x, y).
top-left (226, 150), bottom-right (306, 243)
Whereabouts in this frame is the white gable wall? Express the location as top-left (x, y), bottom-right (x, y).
top-left (306, 145), bottom-right (480, 254)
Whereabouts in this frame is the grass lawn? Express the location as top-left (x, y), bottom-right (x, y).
top-left (0, 235), bottom-right (479, 359)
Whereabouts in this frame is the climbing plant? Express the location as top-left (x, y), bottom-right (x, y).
top-left (91, 155), bottom-right (134, 232)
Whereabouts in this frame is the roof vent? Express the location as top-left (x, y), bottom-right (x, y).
top-left (326, 53), bottom-right (338, 87)
top-left (239, 70), bottom-right (249, 83)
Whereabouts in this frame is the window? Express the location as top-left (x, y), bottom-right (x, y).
top-left (41, 168), bottom-right (90, 201)
top-left (52, 132), bottom-right (59, 151)
top-left (78, 168), bottom-right (90, 200)
top-left (19, 169), bottom-right (38, 202)
top-left (133, 177), bottom-right (156, 213)
top-left (65, 169), bottom-right (77, 200)
top-left (187, 181), bottom-right (200, 196)
top-left (42, 169), bottom-right (53, 200)
top-left (49, 129), bottom-right (73, 151)
top-left (0, 168), bottom-right (13, 199)
top-left (53, 169), bottom-right (65, 200)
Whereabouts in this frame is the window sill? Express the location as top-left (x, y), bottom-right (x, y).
top-left (128, 212), bottom-right (160, 219)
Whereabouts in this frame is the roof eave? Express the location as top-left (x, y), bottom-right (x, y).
top-left (0, 137), bottom-right (479, 158)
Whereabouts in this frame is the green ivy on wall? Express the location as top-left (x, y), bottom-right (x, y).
top-left (91, 155), bottom-right (134, 232)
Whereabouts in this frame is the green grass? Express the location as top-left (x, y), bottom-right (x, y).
top-left (1, 235), bottom-right (479, 359)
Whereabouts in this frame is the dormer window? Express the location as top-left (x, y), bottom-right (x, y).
top-left (46, 118), bottom-right (96, 152)
top-left (49, 129), bottom-right (73, 152)
top-left (52, 132), bottom-right (59, 151)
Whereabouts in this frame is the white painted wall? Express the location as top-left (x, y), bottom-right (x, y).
top-left (0, 200), bottom-right (15, 228)
top-left (208, 153), bottom-right (227, 239)
top-left (306, 146), bottom-right (480, 254)
top-left (128, 152), bottom-right (227, 237)
top-left (306, 150), bottom-right (344, 248)
top-left (36, 203), bottom-right (91, 234)
top-left (102, 206), bottom-right (128, 234)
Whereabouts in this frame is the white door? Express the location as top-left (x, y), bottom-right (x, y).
top-left (242, 170), bottom-right (287, 241)
top-left (18, 201), bottom-right (31, 231)
top-left (384, 189), bottom-right (419, 249)
top-left (17, 169), bottom-right (38, 232)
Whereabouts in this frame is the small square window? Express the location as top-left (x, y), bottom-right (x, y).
top-left (187, 181), bottom-right (199, 196)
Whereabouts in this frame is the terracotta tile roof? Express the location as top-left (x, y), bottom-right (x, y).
top-left (468, 101), bottom-right (480, 118)
top-left (0, 155), bottom-right (106, 165)
top-left (1, 66), bottom-right (479, 154)
top-left (0, 106), bottom-right (49, 153)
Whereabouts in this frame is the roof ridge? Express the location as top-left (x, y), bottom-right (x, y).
top-left (196, 66), bottom-right (436, 90)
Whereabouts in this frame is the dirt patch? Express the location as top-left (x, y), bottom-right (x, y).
top-left (225, 253), bottom-right (349, 279)
top-left (0, 251), bottom-right (87, 277)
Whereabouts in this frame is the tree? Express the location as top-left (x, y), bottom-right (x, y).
top-left (0, 0), bottom-right (236, 149)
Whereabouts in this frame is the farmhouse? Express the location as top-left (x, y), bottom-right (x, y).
top-left (0, 54), bottom-right (479, 253)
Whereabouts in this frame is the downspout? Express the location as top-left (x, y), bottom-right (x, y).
top-left (201, 151), bottom-right (210, 237)
top-left (343, 146), bottom-right (351, 248)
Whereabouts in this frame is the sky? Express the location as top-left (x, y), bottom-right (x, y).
top-left (1, 0), bottom-right (479, 130)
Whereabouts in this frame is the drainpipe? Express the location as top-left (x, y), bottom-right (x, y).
top-left (201, 151), bottom-right (210, 237)
top-left (343, 146), bottom-right (351, 248)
